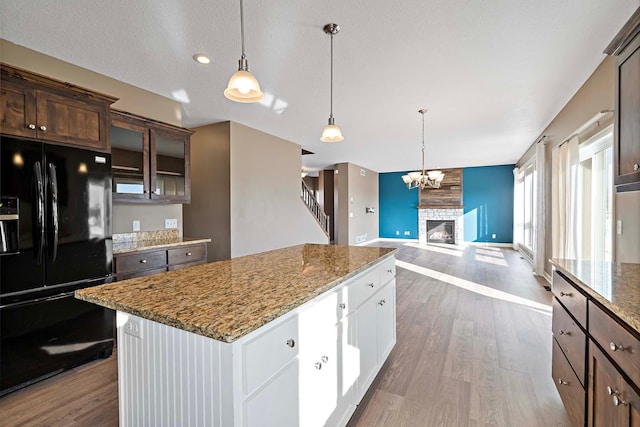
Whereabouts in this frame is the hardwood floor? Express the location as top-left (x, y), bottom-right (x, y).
top-left (0, 242), bottom-right (570, 426)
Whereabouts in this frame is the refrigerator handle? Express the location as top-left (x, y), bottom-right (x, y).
top-left (33, 162), bottom-right (45, 265)
top-left (47, 163), bottom-right (59, 263)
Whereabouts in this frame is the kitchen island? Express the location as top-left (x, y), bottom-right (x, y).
top-left (77, 243), bottom-right (397, 427)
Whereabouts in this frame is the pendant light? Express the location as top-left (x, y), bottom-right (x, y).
top-left (320, 23), bottom-right (344, 142)
top-left (224, 0), bottom-right (264, 103)
top-left (401, 109), bottom-right (445, 189)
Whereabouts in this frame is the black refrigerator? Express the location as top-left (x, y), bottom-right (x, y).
top-left (0, 136), bottom-right (114, 396)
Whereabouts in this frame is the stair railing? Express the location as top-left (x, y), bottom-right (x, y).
top-left (301, 180), bottom-right (330, 237)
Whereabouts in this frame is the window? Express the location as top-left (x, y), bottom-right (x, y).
top-left (514, 159), bottom-right (537, 257)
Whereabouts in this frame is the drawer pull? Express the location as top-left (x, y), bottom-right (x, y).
top-left (367, 283), bottom-right (375, 288)
top-left (379, 299), bottom-right (386, 306)
top-left (28, 124), bottom-right (36, 130)
top-left (140, 259), bottom-right (147, 264)
top-left (286, 339), bottom-right (295, 348)
top-left (609, 342), bottom-right (625, 352)
top-left (559, 291), bottom-right (572, 297)
top-left (613, 396), bottom-right (628, 407)
top-left (39, 125), bottom-right (47, 131)
top-left (607, 386), bottom-right (619, 396)
top-left (387, 268), bottom-right (393, 273)
top-left (558, 378), bottom-right (568, 386)
top-left (321, 355), bottom-right (328, 363)
top-left (558, 329), bottom-right (570, 336)
top-left (314, 362), bottom-right (322, 370)
top-left (186, 252), bottom-right (192, 256)
top-left (338, 303), bottom-right (346, 309)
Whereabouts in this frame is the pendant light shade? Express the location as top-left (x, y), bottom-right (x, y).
top-left (320, 23), bottom-right (343, 142)
top-left (224, 0), bottom-right (263, 103)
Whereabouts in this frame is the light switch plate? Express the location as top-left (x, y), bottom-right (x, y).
top-left (165, 218), bottom-right (178, 229)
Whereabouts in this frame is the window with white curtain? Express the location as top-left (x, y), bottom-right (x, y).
top-left (514, 159), bottom-right (536, 257)
top-left (577, 128), bottom-right (613, 261)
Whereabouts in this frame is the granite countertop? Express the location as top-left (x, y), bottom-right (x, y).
top-left (550, 259), bottom-right (640, 334)
top-left (77, 244), bottom-right (397, 343)
top-left (111, 230), bottom-right (210, 254)
top-left (113, 237), bottom-right (211, 254)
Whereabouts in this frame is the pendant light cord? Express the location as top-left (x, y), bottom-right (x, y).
top-left (421, 111), bottom-right (426, 175)
top-left (240, 0), bottom-right (246, 59)
top-left (330, 32), bottom-right (334, 119)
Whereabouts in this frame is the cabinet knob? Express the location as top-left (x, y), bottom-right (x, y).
top-left (286, 339), bottom-right (295, 348)
top-left (558, 329), bottom-right (570, 336)
top-left (559, 291), bottom-right (572, 297)
top-left (607, 386), bottom-right (619, 396)
top-left (321, 355), bottom-right (328, 363)
top-left (39, 125), bottom-right (47, 131)
top-left (140, 259), bottom-right (147, 264)
top-left (186, 252), bottom-right (192, 256)
top-left (314, 362), bottom-right (322, 370)
top-left (609, 342), bottom-right (624, 352)
top-left (378, 299), bottom-right (386, 306)
top-left (613, 395), bottom-right (628, 407)
top-left (558, 378), bottom-right (568, 386)
top-left (367, 283), bottom-right (375, 288)
top-left (387, 268), bottom-right (393, 273)
top-left (634, 163), bottom-right (639, 171)
top-left (338, 303), bottom-right (346, 309)
top-left (28, 124), bottom-right (36, 130)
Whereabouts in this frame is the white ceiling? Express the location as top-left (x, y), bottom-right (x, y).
top-left (1, 1), bottom-right (638, 173)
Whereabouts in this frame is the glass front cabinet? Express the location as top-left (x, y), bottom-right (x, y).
top-left (110, 110), bottom-right (192, 203)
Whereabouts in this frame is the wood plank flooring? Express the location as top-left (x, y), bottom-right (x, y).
top-left (0, 242), bottom-right (570, 426)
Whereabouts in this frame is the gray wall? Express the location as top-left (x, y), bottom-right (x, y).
top-left (334, 163), bottom-right (380, 245)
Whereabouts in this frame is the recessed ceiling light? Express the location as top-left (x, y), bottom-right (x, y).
top-left (193, 54), bottom-right (211, 64)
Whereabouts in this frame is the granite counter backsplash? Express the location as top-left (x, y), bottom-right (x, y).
top-left (113, 230), bottom-right (211, 254)
top-left (77, 244), bottom-right (397, 342)
top-left (550, 259), bottom-right (640, 335)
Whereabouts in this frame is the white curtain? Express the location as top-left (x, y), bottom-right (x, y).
top-left (533, 140), bottom-right (546, 275)
top-left (512, 167), bottom-right (523, 250)
top-left (552, 136), bottom-right (580, 259)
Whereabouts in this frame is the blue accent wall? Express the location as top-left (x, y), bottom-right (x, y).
top-left (462, 165), bottom-right (514, 243)
top-left (378, 165), bottom-right (514, 242)
top-left (378, 172), bottom-right (418, 239)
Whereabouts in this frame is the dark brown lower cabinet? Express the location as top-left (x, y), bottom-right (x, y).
top-left (553, 339), bottom-right (586, 427)
top-left (588, 341), bottom-right (640, 427)
top-left (114, 243), bottom-right (207, 280)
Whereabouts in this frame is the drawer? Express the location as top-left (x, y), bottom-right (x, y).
top-left (167, 244), bottom-right (206, 265)
top-left (552, 271), bottom-right (587, 329)
top-left (348, 267), bottom-right (380, 308)
top-left (115, 250), bottom-right (167, 274)
top-left (588, 301), bottom-right (640, 387)
top-left (379, 257), bottom-right (396, 285)
top-left (243, 314), bottom-right (299, 395)
top-left (117, 267), bottom-right (167, 281)
top-left (552, 298), bottom-right (586, 386)
top-left (168, 259), bottom-right (206, 271)
top-left (552, 339), bottom-right (585, 427)
top-left (303, 286), bottom-right (351, 329)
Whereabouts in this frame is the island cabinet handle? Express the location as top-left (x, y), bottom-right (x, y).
top-left (140, 259), bottom-right (147, 264)
top-left (387, 268), bottom-right (393, 273)
top-left (338, 303), bottom-right (346, 309)
top-left (378, 299), bottom-right (386, 306)
top-left (186, 252), bottom-right (192, 256)
top-left (609, 342), bottom-right (625, 352)
top-left (559, 291), bottom-right (572, 297)
top-left (286, 339), bottom-right (295, 348)
top-left (367, 282), bottom-right (375, 288)
top-left (321, 355), bottom-right (328, 363)
top-left (314, 362), bottom-right (322, 370)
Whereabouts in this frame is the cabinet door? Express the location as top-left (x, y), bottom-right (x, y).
top-left (354, 293), bottom-right (378, 402)
top-left (377, 280), bottom-right (396, 363)
top-left (150, 128), bottom-right (190, 203)
top-left (0, 80), bottom-right (37, 138)
top-left (111, 119), bottom-right (150, 201)
top-left (35, 90), bottom-right (108, 150)
top-left (243, 358), bottom-right (300, 427)
top-left (589, 341), bottom-right (639, 427)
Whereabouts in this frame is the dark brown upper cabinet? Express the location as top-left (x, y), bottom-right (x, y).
top-left (605, 8), bottom-right (640, 192)
top-left (0, 63), bottom-right (116, 151)
top-left (111, 110), bottom-right (193, 204)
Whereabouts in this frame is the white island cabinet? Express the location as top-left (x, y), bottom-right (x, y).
top-left (82, 245), bottom-right (397, 427)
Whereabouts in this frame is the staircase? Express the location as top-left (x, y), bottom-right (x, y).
top-left (301, 180), bottom-right (330, 238)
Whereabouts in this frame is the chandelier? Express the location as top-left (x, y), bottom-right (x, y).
top-left (401, 109), bottom-right (444, 189)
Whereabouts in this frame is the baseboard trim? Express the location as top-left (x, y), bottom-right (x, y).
top-left (464, 242), bottom-right (514, 248)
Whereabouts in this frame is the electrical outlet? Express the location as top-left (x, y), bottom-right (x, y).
top-left (404, 231), bottom-right (410, 236)
top-left (396, 231), bottom-right (400, 235)
top-left (124, 318), bottom-right (142, 339)
top-left (132, 220), bottom-right (140, 231)
top-left (492, 233), bottom-right (496, 239)
top-left (165, 218), bottom-right (178, 229)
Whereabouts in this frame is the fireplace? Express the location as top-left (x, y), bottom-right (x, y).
top-left (426, 220), bottom-right (455, 244)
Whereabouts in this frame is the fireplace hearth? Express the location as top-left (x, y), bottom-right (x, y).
top-left (426, 220), bottom-right (455, 244)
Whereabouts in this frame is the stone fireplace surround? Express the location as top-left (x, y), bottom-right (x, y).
top-left (418, 208), bottom-right (464, 245)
